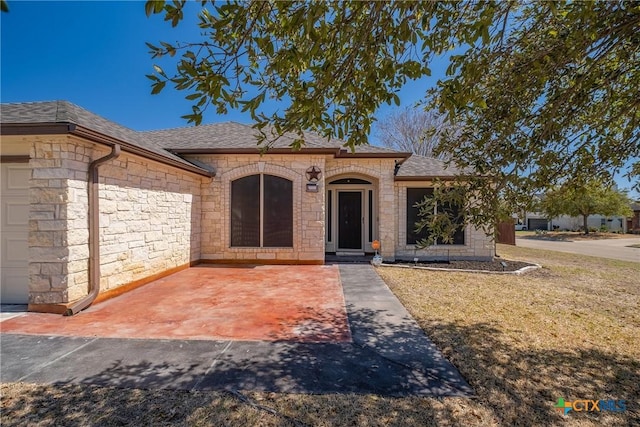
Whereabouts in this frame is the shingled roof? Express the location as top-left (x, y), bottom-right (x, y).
top-left (394, 154), bottom-right (462, 179)
top-left (144, 121), bottom-right (399, 155)
top-left (0, 100), bottom-right (211, 175)
top-left (1, 100), bottom-right (460, 178)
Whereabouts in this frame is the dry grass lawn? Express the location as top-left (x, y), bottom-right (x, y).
top-left (516, 230), bottom-right (632, 240)
top-left (377, 244), bottom-right (639, 426)
top-left (2, 244), bottom-right (638, 426)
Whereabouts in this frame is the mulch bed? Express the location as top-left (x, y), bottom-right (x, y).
top-left (385, 259), bottom-right (536, 272)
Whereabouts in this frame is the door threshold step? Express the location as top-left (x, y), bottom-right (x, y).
top-left (336, 252), bottom-right (365, 256)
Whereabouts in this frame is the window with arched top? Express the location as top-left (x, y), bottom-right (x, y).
top-left (231, 174), bottom-right (293, 247)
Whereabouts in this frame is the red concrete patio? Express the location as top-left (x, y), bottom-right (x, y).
top-left (0, 265), bottom-right (351, 343)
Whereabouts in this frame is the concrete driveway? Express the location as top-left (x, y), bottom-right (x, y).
top-left (516, 236), bottom-right (640, 262)
top-left (1, 265), bottom-right (351, 343)
top-left (0, 265), bottom-right (472, 397)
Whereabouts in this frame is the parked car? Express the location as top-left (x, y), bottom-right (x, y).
top-left (515, 224), bottom-right (528, 231)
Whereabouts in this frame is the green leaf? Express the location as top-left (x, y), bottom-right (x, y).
top-left (144, 1), bottom-right (164, 17)
top-left (150, 81), bottom-right (166, 95)
top-left (144, 0), bottom-right (639, 236)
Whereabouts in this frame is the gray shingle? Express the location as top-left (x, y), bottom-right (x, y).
top-left (1, 101), bottom-right (199, 168)
top-left (395, 155), bottom-right (461, 178)
top-left (143, 121), bottom-right (406, 155)
top-left (2, 101), bottom-right (464, 179)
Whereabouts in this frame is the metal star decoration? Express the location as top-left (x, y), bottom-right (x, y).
top-left (306, 166), bottom-right (322, 182)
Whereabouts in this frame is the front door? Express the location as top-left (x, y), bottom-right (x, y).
top-left (338, 191), bottom-right (362, 250)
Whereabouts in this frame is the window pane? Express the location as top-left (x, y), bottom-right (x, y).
top-left (263, 175), bottom-right (293, 247)
top-left (368, 190), bottom-right (373, 242)
top-left (437, 200), bottom-right (465, 245)
top-left (231, 175), bottom-right (260, 247)
top-left (327, 190), bottom-right (332, 242)
top-left (406, 188), bottom-right (433, 244)
top-left (329, 178), bottom-right (372, 185)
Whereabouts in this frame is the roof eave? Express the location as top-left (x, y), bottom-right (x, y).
top-left (170, 147), bottom-right (340, 155)
top-left (1, 122), bottom-right (72, 135)
top-left (394, 175), bottom-right (459, 181)
top-left (171, 148), bottom-right (412, 159)
top-left (1, 122), bottom-right (215, 178)
top-left (70, 126), bottom-right (215, 178)
top-left (336, 150), bottom-right (412, 159)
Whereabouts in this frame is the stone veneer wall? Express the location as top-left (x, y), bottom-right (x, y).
top-left (188, 154), bottom-right (326, 262)
top-left (395, 181), bottom-right (494, 261)
top-left (96, 146), bottom-right (203, 292)
top-left (27, 135), bottom-right (78, 304)
top-left (26, 135), bottom-right (203, 304)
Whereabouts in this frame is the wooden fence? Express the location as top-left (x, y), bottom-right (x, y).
top-left (496, 220), bottom-right (516, 245)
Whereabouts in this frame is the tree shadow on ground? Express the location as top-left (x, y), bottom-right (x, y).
top-left (0, 303), bottom-right (472, 426)
top-left (2, 315), bottom-right (637, 425)
top-left (424, 321), bottom-right (639, 426)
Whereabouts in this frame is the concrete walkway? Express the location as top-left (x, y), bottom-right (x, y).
top-left (516, 237), bottom-right (640, 262)
top-left (0, 265), bottom-right (472, 397)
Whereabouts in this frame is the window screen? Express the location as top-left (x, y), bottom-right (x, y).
top-left (231, 175), bottom-right (260, 247)
top-left (263, 175), bottom-right (293, 247)
top-left (231, 174), bottom-right (293, 247)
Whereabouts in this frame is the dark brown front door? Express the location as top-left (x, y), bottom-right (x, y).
top-left (338, 191), bottom-right (362, 250)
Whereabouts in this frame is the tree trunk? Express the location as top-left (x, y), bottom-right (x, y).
top-left (583, 214), bottom-right (589, 235)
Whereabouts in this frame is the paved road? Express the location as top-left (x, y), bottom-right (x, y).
top-left (516, 237), bottom-right (640, 263)
top-left (0, 265), bottom-right (472, 397)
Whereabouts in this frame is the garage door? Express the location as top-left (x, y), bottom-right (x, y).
top-left (1, 163), bottom-right (30, 304)
top-left (528, 218), bottom-right (549, 231)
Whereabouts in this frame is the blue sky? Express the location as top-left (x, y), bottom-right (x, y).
top-left (1, 1), bottom-right (431, 133)
top-left (1, 1), bottom-right (638, 197)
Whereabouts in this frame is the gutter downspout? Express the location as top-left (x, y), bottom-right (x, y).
top-left (65, 144), bottom-right (121, 316)
top-left (394, 157), bottom-right (409, 176)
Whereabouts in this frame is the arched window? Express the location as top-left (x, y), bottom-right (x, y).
top-left (231, 174), bottom-right (293, 247)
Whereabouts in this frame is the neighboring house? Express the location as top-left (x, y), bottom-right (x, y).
top-left (514, 213), bottom-right (627, 232)
top-left (0, 101), bottom-right (493, 312)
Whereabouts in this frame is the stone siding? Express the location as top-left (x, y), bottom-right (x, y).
top-left (188, 154), bottom-right (326, 262)
top-left (25, 135), bottom-right (203, 304)
top-left (27, 135), bottom-right (78, 304)
top-left (96, 146), bottom-right (203, 292)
